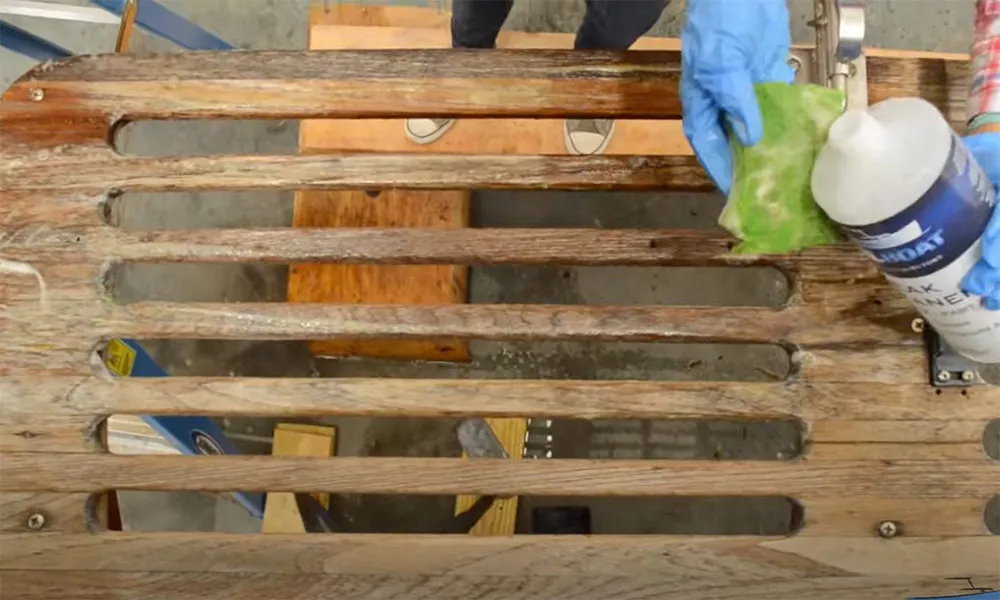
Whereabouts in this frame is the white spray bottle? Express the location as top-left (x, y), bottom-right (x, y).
top-left (811, 97), bottom-right (1000, 363)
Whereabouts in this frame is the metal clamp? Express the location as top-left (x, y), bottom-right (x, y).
top-left (811, 0), bottom-right (868, 110)
top-left (915, 319), bottom-right (985, 388)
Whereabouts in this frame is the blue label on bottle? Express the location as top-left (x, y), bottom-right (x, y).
top-left (838, 134), bottom-right (996, 279)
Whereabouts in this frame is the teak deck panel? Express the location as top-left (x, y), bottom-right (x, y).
top-left (0, 10), bottom-right (997, 599)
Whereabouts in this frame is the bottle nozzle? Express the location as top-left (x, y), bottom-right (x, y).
top-left (828, 109), bottom-right (886, 156)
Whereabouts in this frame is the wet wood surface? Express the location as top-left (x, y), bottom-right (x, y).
top-left (1, 17), bottom-right (997, 600)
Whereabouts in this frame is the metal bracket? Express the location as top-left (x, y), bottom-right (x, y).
top-left (917, 319), bottom-right (986, 387)
top-left (811, 0), bottom-right (868, 110)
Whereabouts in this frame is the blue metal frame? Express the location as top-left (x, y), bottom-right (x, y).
top-left (89, 0), bottom-right (233, 50)
top-left (0, 19), bottom-right (71, 60)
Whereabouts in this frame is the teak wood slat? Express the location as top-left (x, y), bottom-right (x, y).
top-left (1, 24), bottom-right (998, 600)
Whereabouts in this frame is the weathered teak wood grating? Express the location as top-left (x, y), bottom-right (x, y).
top-left (1, 49), bottom-right (998, 599)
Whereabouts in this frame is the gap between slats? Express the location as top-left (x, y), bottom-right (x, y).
top-left (3, 454), bottom-right (997, 498)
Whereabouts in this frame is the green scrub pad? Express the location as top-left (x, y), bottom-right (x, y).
top-left (720, 82), bottom-right (846, 254)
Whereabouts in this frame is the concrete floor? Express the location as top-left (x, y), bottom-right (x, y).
top-left (3, 0), bottom-right (994, 534)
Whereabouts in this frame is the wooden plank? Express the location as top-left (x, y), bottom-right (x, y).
top-left (2, 532), bottom-right (997, 579)
top-left (1, 50), bottom-right (968, 127)
top-left (809, 443), bottom-right (988, 461)
top-left (796, 347), bottom-right (928, 383)
top-left (14, 302), bottom-right (919, 346)
top-left (454, 417), bottom-right (528, 536)
top-left (0, 226), bottom-right (876, 281)
top-left (3, 454), bottom-right (997, 499)
top-left (810, 420), bottom-right (989, 444)
top-left (289, 190), bottom-right (470, 361)
top-left (261, 423), bottom-right (335, 534)
top-left (302, 22), bottom-right (969, 155)
top-left (2, 152), bottom-right (713, 193)
top-left (303, 25), bottom-right (689, 156)
top-left (7, 378), bottom-right (998, 422)
top-left (2, 50), bottom-right (684, 121)
top-left (5, 570), bottom-right (998, 600)
top-left (0, 413), bottom-right (97, 453)
top-left (801, 498), bottom-right (995, 537)
top-left (0, 492), bottom-right (91, 533)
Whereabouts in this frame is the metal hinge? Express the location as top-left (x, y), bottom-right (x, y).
top-left (810, 0), bottom-right (868, 110)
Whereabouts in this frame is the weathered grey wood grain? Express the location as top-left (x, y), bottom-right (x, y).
top-left (5, 302), bottom-right (918, 346)
top-left (1, 152), bottom-right (714, 192)
top-left (0, 226), bottom-right (873, 276)
top-left (4, 378), bottom-right (997, 422)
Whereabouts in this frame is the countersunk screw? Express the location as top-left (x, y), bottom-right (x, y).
top-left (961, 371), bottom-right (976, 382)
top-left (787, 55), bottom-right (802, 74)
top-left (877, 520), bottom-right (898, 539)
top-left (911, 318), bottom-right (925, 333)
top-left (29, 88), bottom-right (44, 101)
top-left (937, 371), bottom-right (952, 383)
top-left (26, 513), bottom-right (46, 530)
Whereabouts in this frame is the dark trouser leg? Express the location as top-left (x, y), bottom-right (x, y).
top-left (451, 0), bottom-right (514, 49)
top-left (575, 0), bottom-right (667, 50)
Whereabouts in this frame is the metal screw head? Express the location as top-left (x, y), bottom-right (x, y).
top-left (936, 370), bottom-right (952, 382)
top-left (961, 371), bottom-right (975, 382)
top-left (29, 88), bottom-right (44, 102)
top-left (877, 520), bottom-right (898, 539)
top-left (911, 318), bottom-right (925, 333)
top-left (26, 513), bottom-right (45, 530)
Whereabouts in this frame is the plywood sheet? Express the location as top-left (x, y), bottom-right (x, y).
top-left (289, 190), bottom-right (469, 361)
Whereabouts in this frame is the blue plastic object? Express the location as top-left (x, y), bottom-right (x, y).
top-left (90, 0), bottom-right (233, 50)
top-left (680, 0), bottom-right (795, 195)
top-left (0, 20), bottom-right (71, 60)
top-left (106, 339), bottom-right (264, 518)
top-left (911, 592), bottom-right (999, 600)
top-left (961, 132), bottom-right (1000, 310)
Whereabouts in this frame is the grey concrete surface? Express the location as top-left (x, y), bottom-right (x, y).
top-left (3, 0), bottom-right (993, 536)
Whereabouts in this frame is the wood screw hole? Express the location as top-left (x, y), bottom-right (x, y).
top-left (26, 513), bottom-right (46, 530)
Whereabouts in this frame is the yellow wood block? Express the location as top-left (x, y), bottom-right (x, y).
top-left (454, 418), bottom-right (528, 536)
top-left (261, 423), bottom-right (336, 534)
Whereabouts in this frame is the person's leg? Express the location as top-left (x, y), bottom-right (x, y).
top-left (565, 0), bottom-right (666, 154)
top-left (575, 0), bottom-right (666, 50)
top-left (407, 0), bottom-right (514, 144)
top-left (452, 0), bottom-right (514, 49)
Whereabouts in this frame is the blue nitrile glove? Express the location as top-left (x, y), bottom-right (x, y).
top-left (681, 0), bottom-right (796, 195)
top-left (962, 132), bottom-right (1000, 310)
